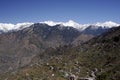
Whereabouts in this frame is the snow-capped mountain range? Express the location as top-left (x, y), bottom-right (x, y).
top-left (0, 20), bottom-right (119, 32)
top-left (41, 20), bottom-right (120, 30)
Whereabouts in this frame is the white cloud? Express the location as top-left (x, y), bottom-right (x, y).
top-left (0, 23), bottom-right (14, 32)
top-left (0, 22), bottom-right (33, 32)
top-left (14, 22), bottom-right (34, 30)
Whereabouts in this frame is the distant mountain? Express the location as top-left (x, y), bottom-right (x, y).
top-left (0, 21), bottom-right (119, 46)
top-left (0, 20), bottom-right (119, 33)
top-left (82, 25), bottom-right (109, 36)
top-left (0, 23), bottom-right (81, 73)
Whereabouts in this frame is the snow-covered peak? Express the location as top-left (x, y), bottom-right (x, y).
top-left (0, 22), bottom-right (33, 32)
top-left (40, 20), bottom-right (120, 31)
top-left (41, 20), bottom-right (80, 27)
top-left (94, 21), bottom-right (120, 28)
top-left (40, 20), bottom-right (88, 30)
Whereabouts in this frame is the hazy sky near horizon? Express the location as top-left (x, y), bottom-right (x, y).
top-left (0, 0), bottom-right (120, 24)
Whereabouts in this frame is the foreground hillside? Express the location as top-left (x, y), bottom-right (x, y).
top-left (0, 26), bottom-right (119, 80)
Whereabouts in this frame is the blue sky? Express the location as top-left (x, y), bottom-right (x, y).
top-left (0, 0), bottom-right (120, 24)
